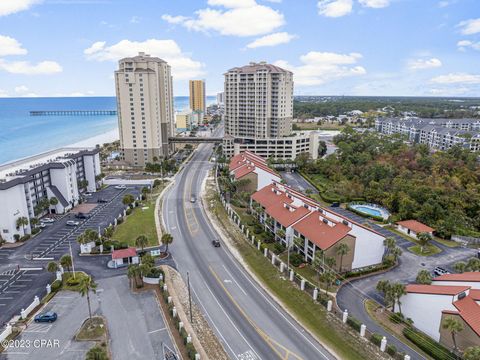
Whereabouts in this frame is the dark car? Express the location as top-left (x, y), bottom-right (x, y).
top-left (212, 239), bottom-right (221, 247)
top-left (34, 311), bottom-right (57, 323)
top-left (75, 212), bottom-right (89, 219)
top-left (97, 198), bottom-right (108, 203)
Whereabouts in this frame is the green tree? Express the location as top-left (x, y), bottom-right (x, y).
top-left (466, 257), bottom-right (480, 272)
top-left (49, 197), bottom-right (59, 208)
top-left (141, 187), bottom-right (149, 200)
top-left (335, 243), bottom-right (350, 273)
top-left (383, 237), bottom-right (396, 257)
top-left (161, 233), bottom-right (174, 254)
top-left (86, 345), bottom-right (108, 360)
top-left (325, 256), bottom-right (336, 271)
top-left (60, 254), bottom-right (72, 272)
top-left (454, 261), bottom-right (467, 274)
top-left (416, 269), bottom-right (432, 285)
top-left (77, 229), bottom-right (98, 245)
top-left (417, 232), bottom-right (432, 253)
top-left (127, 264), bottom-right (139, 288)
top-left (15, 216), bottom-right (29, 234)
top-left (30, 218), bottom-right (39, 228)
top-left (312, 250), bottom-right (324, 282)
top-left (276, 229), bottom-right (286, 242)
top-left (78, 275), bottom-right (97, 319)
top-left (122, 194), bottom-right (135, 206)
top-left (391, 246), bottom-right (402, 262)
top-left (376, 280), bottom-right (395, 311)
top-left (464, 346), bottom-right (480, 360)
top-left (135, 235), bottom-right (148, 252)
top-left (322, 271), bottom-right (336, 295)
top-left (47, 261), bottom-right (58, 274)
top-left (442, 317), bottom-right (464, 350)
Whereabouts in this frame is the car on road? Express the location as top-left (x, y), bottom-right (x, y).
top-left (37, 223), bottom-right (47, 229)
top-left (433, 266), bottom-right (450, 277)
top-left (75, 212), bottom-right (90, 219)
top-left (41, 217), bottom-right (55, 223)
top-left (190, 195), bottom-right (196, 203)
top-left (83, 192), bottom-right (93, 197)
top-left (212, 239), bottom-right (221, 247)
top-left (34, 311), bottom-right (57, 323)
top-left (97, 198), bottom-right (108, 203)
top-left (66, 220), bottom-right (80, 226)
top-left (115, 185), bottom-right (127, 190)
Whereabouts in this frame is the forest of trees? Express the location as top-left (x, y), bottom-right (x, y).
top-left (293, 96), bottom-right (480, 119)
top-left (299, 127), bottom-right (480, 238)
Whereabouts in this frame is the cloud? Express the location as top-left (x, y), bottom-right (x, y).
top-left (246, 32), bottom-right (296, 48)
top-left (429, 87), bottom-right (470, 95)
top-left (0, 35), bottom-right (28, 56)
top-left (14, 85), bottom-right (29, 93)
top-left (317, 0), bottom-right (352, 17)
top-left (359, 0), bottom-right (390, 8)
top-left (0, 60), bottom-right (62, 74)
top-left (407, 57), bottom-right (442, 70)
top-left (83, 39), bottom-right (205, 79)
top-left (430, 73), bottom-right (480, 84)
top-left (457, 40), bottom-right (480, 51)
top-left (162, 0), bottom-right (284, 37)
top-left (0, 0), bottom-right (41, 16)
top-left (130, 16), bottom-right (140, 24)
top-left (457, 18), bottom-right (480, 35)
top-left (274, 51), bottom-right (366, 86)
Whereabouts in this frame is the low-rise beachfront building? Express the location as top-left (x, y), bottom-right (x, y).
top-left (0, 148), bottom-right (101, 243)
top-left (229, 151), bottom-right (281, 192)
top-left (396, 273), bottom-right (480, 350)
top-left (396, 220), bottom-right (434, 239)
top-left (250, 182), bottom-right (386, 272)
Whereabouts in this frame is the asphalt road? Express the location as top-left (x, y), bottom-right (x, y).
top-left (163, 140), bottom-right (335, 359)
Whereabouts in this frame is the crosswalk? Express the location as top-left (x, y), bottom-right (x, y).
top-left (0, 269), bottom-right (17, 276)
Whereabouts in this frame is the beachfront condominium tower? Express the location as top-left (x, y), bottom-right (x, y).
top-left (189, 79), bottom-right (206, 113)
top-left (222, 61), bottom-right (318, 160)
top-left (115, 52), bottom-right (175, 167)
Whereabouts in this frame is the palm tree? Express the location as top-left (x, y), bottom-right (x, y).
top-left (30, 218), bottom-right (39, 228)
top-left (383, 237), bottom-right (396, 257)
top-left (467, 257), bottom-right (480, 272)
top-left (313, 250), bottom-right (324, 282)
top-left (16, 217), bottom-right (29, 234)
top-left (47, 261), bottom-right (58, 274)
top-left (77, 229), bottom-right (98, 245)
top-left (60, 254), bottom-right (72, 272)
top-left (416, 269), bottom-right (432, 284)
top-left (78, 275), bottom-right (97, 319)
top-left (325, 256), bottom-right (336, 271)
top-left (454, 261), bottom-right (467, 274)
top-left (335, 243), bottom-right (350, 273)
top-left (376, 280), bottom-right (394, 310)
top-left (49, 197), bottom-right (58, 212)
top-left (417, 232), bottom-right (432, 253)
top-left (442, 316), bottom-right (463, 350)
top-left (122, 194), bottom-right (135, 206)
top-left (127, 264), bottom-right (139, 288)
top-left (141, 187), bottom-right (149, 200)
top-left (392, 283), bottom-right (407, 315)
top-left (322, 271), bottom-right (336, 295)
top-left (391, 246), bottom-right (403, 262)
top-left (135, 235), bottom-right (148, 252)
top-left (463, 346), bottom-right (480, 360)
top-left (161, 233), bottom-right (173, 254)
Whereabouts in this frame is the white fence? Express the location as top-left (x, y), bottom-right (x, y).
top-left (20, 296), bottom-right (40, 320)
top-left (0, 325), bottom-right (12, 343)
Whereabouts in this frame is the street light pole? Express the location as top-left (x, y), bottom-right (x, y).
top-left (187, 271), bottom-right (193, 323)
top-left (69, 242), bottom-right (76, 279)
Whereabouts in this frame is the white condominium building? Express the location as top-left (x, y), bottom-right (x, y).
top-left (115, 52), bottom-right (175, 167)
top-left (0, 148), bottom-right (101, 243)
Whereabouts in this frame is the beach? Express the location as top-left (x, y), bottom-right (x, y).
top-left (70, 128), bottom-right (119, 148)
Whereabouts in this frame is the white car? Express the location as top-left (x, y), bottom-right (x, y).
top-left (66, 220), bottom-right (80, 226)
top-left (115, 185), bottom-right (127, 190)
top-left (37, 223), bottom-right (47, 228)
top-left (83, 192), bottom-right (92, 197)
top-left (41, 218), bottom-right (55, 223)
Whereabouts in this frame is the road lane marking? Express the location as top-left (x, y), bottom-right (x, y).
top-left (148, 327), bottom-right (166, 334)
top-left (222, 265), bottom-right (248, 296)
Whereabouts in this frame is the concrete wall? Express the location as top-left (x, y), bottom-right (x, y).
top-left (323, 235), bottom-right (356, 272)
top-left (236, 172), bottom-right (258, 193)
top-left (50, 164), bottom-right (78, 207)
top-left (255, 167), bottom-right (281, 191)
top-left (0, 184), bottom-right (30, 242)
top-left (83, 153), bottom-right (99, 193)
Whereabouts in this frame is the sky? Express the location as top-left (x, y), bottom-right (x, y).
top-left (0, 0), bottom-right (479, 97)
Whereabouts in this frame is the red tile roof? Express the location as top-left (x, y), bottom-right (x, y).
top-left (233, 164), bottom-right (255, 179)
top-left (453, 295), bottom-right (480, 336)
top-left (112, 247), bottom-right (137, 260)
top-left (292, 211), bottom-right (352, 250)
top-left (229, 151), bottom-right (278, 178)
top-left (265, 202), bottom-right (310, 228)
top-left (397, 220), bottom-right (434, 233)
top-left (433, 272), bottom-right (480, 282)
top-left (251, 184), bottom-right (293, 208)
top-left (405, 284), bottom-right (470, 296)
top-left (469, 289), bottom-right (480, 301)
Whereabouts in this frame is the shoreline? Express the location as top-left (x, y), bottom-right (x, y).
top-left (70, 128), bottom-right (119, 147)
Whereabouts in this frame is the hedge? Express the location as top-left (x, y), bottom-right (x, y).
top-left (370, 333), bottom-right (383, 346)
top-left (403, 328), bottom-right (459, 360)
top-left (386, 344), bottom-right (397, 357)
top-left (51, 280), bottom-right (62, 292)
top-left (346, 316), bottom-right (362, 332)
top-left (344, 263), bottom-right (391, 278)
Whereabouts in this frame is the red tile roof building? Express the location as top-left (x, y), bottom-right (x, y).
top-left (229, 151), bottom-right (281, 191)
top-left (396, 220), bottom-right (434, 234)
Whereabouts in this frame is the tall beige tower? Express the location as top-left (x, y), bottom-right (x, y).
top-left (189, 79), bottom-right (206, 113)
top-left (224, 61), bottom-right (293, 139)
top-left (115, 52), bottom-right (175, 167)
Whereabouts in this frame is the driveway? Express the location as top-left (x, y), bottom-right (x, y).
top-left (0, 292), bottom-right (98, 360)
top-left (279, 171), bottom-right (318, 194)
top-left (96, 276), bottom-right (177, 360)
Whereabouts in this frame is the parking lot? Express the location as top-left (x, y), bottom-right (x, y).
top-left (0, 292), bottom-right (98, 360)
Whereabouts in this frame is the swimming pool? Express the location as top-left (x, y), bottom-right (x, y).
top-left (349, 204), bottom-right (390, 220)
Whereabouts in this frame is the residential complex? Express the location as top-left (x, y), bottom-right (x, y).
top-left (375, 118), bottom-right (480, 151)
top-left (250, 181), bottom-right (386, 271)
top-left (115, 52), bottom-right (175, 167)
top-left (229, 151), bottom-right (281, 192)
top-left (396, 220), bottom-right (434, 240)
top-left (397, 273), bottom-right (480, 350)
top-left (0, 148), bottom-right (100, 243)
top-left (189, 79), bottom-right (206, 113)
top-left (175, 111), bottom-right (202, 133)
top-left (216, 91), bottom-right (225, 105)
top-left (223, 62), bottom-right (317, 160)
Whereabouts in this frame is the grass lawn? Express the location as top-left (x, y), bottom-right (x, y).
top-left (76, 316), bottom-right (107, 341)
top-left (112, 182), bottom-right (167, 248)
top-left (408, 244), bottom-right (442, 257)
top-left (207, 186), bottom-right (380, 360)
top-left (432, 237), bottom-right (459, 248)
top-left (62, 271), bottom-right (90, 291)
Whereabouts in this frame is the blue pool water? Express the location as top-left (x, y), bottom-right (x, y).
top-left (0, 96), bottom-right (216, 164)
top-left (354, 206), bottom-right (383, 217)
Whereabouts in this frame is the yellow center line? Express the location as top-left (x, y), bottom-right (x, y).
top-left (209, 265), bottom-right (303, 360)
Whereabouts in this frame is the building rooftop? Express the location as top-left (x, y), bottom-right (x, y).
top-left (226, 61), bottom-right (292, 75)
top-left (396, 220), bottom-right (434, 233)
top-left (112, 247), bottom-right (137, 260)
top-left (433, 272), bottom-right (480, 283)
top-left (405, 284), bottom-right (470, 296)
top-left (452, 295), bottom-right (480, 336)
top-left (251, 184), bottom-right (293, 209)
top-left (265, 202), bottom-right (310, 228)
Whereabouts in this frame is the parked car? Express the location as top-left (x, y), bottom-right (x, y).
top-left (212, 239), bottom-right (221, 247)
top-left (433, 266), bottom-right (450, 277)
top-left (75, 212), bottom-right (90, 220)
top-left (115, 185), bottom-right (127, 190)
top-left (97, 198), bottom-right (108, 203)
top-left (37, 223), bottom-right (47, 229)
top-left (66, 220), bottom-right (80, 226)
top-left (34, 311), bottom-right (57, 323)
top-left (41, 218), bottom-right (55, 223)
top-left (190, 195), bottom-right (196, 203)
top-left (83, 192), bottom-right (92, 197)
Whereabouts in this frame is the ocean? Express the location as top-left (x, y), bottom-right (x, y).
top-left (0, 96), bottom-right (216, 165)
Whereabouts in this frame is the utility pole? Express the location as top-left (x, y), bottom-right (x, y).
top-left (69, 242), bottom-right (76, 279)
top-left (187, 271), bottom-right (193, 323)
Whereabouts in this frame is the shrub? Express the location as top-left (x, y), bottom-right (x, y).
top-left (20, 234), bottom-right (31, 242)
top-left (186, 343), bottom-right (197, 360)
top-left (273, 242), bottom-right (286, 254)
top-left (370, 333), bottom-right (383, 346)
top-left (125, 208), bottom-right (132, 216)
top-left (14, 234), bottom-right (20, 241)
top-left (66, 278), bottom-right (80, 286)
top-left (31, 228), bottom-right (40, 235)
top-left (386, 344), bottom-right (397, 356)
top-left (51, 280), bottom-right (62, 292)
top-left (116, 218), bottom-right (124, 225)
top-left (346, 316), bottom-right (362, 332)
top-left (403, 328), bottom-right (459, 360)
top-left (253, 225), bottom-right (263, 234)
top-left (389, 312), bottom-right (404, 324)
top-left (290, 253), bottom-right (304, 267)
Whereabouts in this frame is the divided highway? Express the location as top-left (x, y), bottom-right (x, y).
top-left (162, 141), bottom-right (335, 360)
